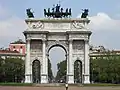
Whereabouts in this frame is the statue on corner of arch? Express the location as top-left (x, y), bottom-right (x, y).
top-left (81, 9), bottom-right (89, 18)
top-left (26, 8), bottom-right (34, 18)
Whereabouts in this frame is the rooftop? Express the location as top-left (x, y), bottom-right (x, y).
top-left (0, 50), bottom-right (19, 54)
top-left (0, 50), bottom-right (25, 56)
top-left (10, 39), bottom-right (26, 44)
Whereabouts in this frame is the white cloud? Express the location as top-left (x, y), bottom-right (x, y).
top-left (0, 5), bottom-right (27, 47)
top-left (78, 13), bottom-right (120, 50)
top-left (0, 5), bottom-right (12, 20)
top-left (88, 13), bottom-right (120, 31)
top-left (0, 16), bottom-right (26, 37)
top-left (0, 3), bottom-right (120, 50)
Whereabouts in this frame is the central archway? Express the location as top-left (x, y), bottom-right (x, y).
top-left (47, 44), bottom-right (67, 83)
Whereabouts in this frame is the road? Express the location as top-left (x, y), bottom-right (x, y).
top-left (0, 86), bottom-right (120, 90)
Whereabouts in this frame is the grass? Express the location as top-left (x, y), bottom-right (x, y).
top-left (0, 83), bottom-right (120, 87)
top-left (0, 83), bottom-right (33, 86)
top-left (83, 83), bottom-right (120, 87)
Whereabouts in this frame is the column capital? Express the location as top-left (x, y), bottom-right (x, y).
top-left (84, 39), bottom-right (89, 42)
top-left (26, 39), bottom-right (31, 42)
top-left (42, 39), bottom-right (46, 42)
top-left (68, 39), bottom-right (73, 42)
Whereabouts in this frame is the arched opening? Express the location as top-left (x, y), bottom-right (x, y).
top-left (48, 44), bottom-right (67, 83)
top-left (74, 60), bottom-right (82, 83)
top-left (32, 60), bottom-right (41, 83)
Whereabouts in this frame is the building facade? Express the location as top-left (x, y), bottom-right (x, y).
top-left (9, 39), bottom-right (26, 54)
top-left (0, 39), bottom-right (26, 60)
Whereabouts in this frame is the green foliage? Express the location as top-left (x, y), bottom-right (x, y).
top-left (90, 54), bottom-right (120, 83)
top-left (0, 57), bottom-right (24, 83)
top-left (32, 60), bottom-right (40, 83)
top-left (48, 59), bottom-right (54, 82)
top-left (74, 60), bottom-right (82, 83)
top-left (55, 60), bottom-right (67, 82)
top-left (84, 83), bottom-right (120, 86)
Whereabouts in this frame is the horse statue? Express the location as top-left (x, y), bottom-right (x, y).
top-left (44, 9), bottom-right (47, 17)
top-left (26, 8), bottom-right (34, 18)
top-left (68, 8), bottom-right (72, 17)
top-left (81, 9), bottom-right (89, 18)
top-left (44, 8), bottom-right (52, 17)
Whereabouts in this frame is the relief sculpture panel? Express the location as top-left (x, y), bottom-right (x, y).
top-left (30, 40), bottom-right (42, 57)
top-left (28, 21), bottom-right (44, 30)
top-left (44, 23), bottom-right (70, 30)
top-left (72, 21), bottom-right (85, 29)
top-left (73, 40), bottom-right (84, 55)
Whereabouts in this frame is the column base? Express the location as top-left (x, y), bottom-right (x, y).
top-left (83, 75), bottom-right (90, 84)
top-left (68, 75), bottom-right (74, 84)
top-left (41, 75), bottom-right (48, 83)
top-left (25, 74), bottom-right (32, 83)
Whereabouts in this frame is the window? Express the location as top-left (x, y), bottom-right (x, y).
top-left (20, 46), bottom-right (22, 48)
top-left (13, 46), bottom-right (15, 48)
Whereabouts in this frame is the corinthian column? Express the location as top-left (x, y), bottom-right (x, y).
top-left (25, 39), bottom-right (32, 83)
top-left (84, 40), bottom-right (90, 84)
top-left (41, 39), bottom-right (48, 83)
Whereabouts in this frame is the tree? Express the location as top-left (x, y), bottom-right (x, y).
top-left (1, 58), bottom-right (24, 82)
top-left (55, 60), bottom-right (67, 83)
top-left (48, 59), bottom-right (54, 82)
top-left (90, 54), bottom-right (120, 83)
top-left (0, 57), bottom-right (4, 82)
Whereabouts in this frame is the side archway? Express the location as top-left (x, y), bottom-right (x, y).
top-left (32, 60), bottom-right (41, 83)
top-left (74, 60), bottom-right (82, 83)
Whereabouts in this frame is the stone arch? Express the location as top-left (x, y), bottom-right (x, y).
top-left (24, 18), bottom-right (91, 84)
top-left (32, 59), bottom-right (41, 83)
top-left (47, 44), bottom-right (67, 54)
top-left (47, 43), bottom-right (68, 83)
top-left (46, 41), bottom-right (68, 55)
top-left (74, 59), bottom-right (82, 83)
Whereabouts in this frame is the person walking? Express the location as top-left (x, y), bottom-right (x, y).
top-left (65, 83), bottom-right (68, 90)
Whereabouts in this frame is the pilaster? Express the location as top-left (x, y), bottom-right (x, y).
top-left (41, 39), bottom-right (48, 83)
top-left (83, 40), bottom-right (90, 84)
top-left (68, 39), bottom-right (74, 84)
top-left (25, 39), bottom-right (32, 83)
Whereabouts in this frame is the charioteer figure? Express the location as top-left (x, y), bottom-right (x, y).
top-left (56, 4), bottom-right (60, 12)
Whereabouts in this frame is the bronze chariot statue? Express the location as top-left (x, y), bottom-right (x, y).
top-left (44, 4), bottom-right (72, 18)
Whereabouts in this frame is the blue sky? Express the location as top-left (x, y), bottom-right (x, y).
top-left (1, 0), bottom-right (119, 49)
top-left (0, 0), bottom-right (120, 18)
top-left (0, 0), bottom-right (120, 76)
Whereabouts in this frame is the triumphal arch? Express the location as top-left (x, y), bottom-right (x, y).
top-left (24, 5), bottom-right (92, 84)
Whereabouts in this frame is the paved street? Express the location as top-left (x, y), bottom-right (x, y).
top-left (0, 86), bottom-right (120, 90)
